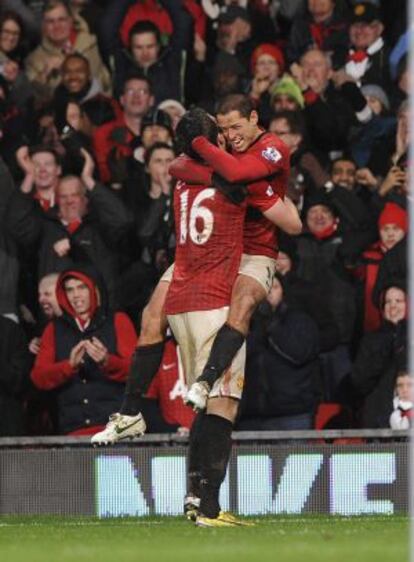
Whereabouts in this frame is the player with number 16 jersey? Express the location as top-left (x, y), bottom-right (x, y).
top-left (164, 161), bottom-right (281, 316)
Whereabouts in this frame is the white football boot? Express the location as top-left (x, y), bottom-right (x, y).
top-left (91, 412), bottom-right (146, 445)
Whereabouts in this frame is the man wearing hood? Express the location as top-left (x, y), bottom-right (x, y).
top-left (31, 268), bottom-right (138, 435)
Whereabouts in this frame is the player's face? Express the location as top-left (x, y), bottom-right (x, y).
top-left (64, 278), bottom-right (91, 318)
top-left (216, 110), bottom-right (260, 152)
top-left (383, 287), bottom-right (406, 325)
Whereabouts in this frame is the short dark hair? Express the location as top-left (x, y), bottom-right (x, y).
top-left (122, 72), bottom-right (153, 95)
top-left (330, 156), bottom-right (356, 173)
top-left (175, 108), bottom-right (218, 161)
top-left (144, 141), bottom-right (176, 166)
top-left (270, 110), bottom-right (305, 136)
top-left (29, 144), bottom-right (61, 165)
top-left (215, 94), bottom-right (254, 118)
top-left (43, 0), bottom-right (71, 16)
top-left (128, 20), bottom-right (161, 47)
top-left (62, 52), bottom-right (90, 70)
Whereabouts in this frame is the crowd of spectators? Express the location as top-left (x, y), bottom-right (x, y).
top-left (0, 0), bottom-right (410, 437)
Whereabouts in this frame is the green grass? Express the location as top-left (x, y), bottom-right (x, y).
top-left (0, 515), bottom-right (408, 562)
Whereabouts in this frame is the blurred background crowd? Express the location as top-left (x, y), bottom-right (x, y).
top-left (0, 0), bottom-right (410, 437)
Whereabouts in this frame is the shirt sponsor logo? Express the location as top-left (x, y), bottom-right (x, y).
top-left (262, 146), bottom-right (282, 163)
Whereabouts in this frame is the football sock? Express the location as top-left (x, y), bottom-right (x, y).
top-left (187, 411), bottom-right (205, 498)
top-left (199, 414), bottom-right (233, 518)
top-left (197, 324), bottom-right (245, 389)
top-left (120, 341), bottom-right (165, 415)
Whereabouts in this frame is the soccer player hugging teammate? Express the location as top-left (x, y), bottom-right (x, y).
top-left (165, 104), bottom-right (301, 526)
top-left (177, 94), bottom-right (302, 409)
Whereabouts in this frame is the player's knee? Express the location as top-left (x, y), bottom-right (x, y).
top-left (228, 292), bottom-right (258, 328)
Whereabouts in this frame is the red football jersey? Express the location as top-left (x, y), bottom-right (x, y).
top-left (237, 132), bottom-right (289, 259)
top-left (166, 156), bottom-right (281, 314)
top-left (192, 132), bottom-right (290, 259)
top-left (165, 178), bottom-right (246, 314)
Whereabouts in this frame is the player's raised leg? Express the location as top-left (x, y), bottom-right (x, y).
top-left (186, 269), bottom-right (268, 411)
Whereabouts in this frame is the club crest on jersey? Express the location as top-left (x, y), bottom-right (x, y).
top-left (262, 146), bottom-right (282, 163)
top-left (266, 185), bottom-right (274, 197)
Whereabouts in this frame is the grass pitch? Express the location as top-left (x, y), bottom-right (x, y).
top-left (0, 515), bottom-right (408, 562)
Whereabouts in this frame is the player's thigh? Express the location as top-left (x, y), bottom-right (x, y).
top-left (228, 255), bottom-right (275, 328)
top-left (169, 308), bottom-right (229, 387)
top-left (167, 312), bottom-right (195, 386)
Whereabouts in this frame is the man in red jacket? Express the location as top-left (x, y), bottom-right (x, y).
top-left (31, 268), bottom-right (139, 435)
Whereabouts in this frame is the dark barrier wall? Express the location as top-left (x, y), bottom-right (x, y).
top-left (0, 442), bottom-right (408, 517)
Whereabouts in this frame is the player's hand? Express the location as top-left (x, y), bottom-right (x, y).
top-left (212, 172), bottom-right (247, 204)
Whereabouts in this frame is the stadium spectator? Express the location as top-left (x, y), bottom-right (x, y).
top-left (290, 48), bottom-right (372, 158)
top-left (344, 2), bottom-right (391, 93)
top-left (35, 149), bottom-right (133, 304)
top-left (351, 281), bottom-right (407, 428)
top-left (31, 267), bottom-right (137, 435)
top-left (92, 74), bottom-right (154, 185)
top-left (389, 370), bottom-right (413, 430)
top-left (25, 0), bottom-right (111, 105)
top-left (28, 272), bottom-right (61, 355)
top-left (16, 144), bottom-right (61, 210)
top-left (350, 83), bottom-right (396, 168)
top-left (353, 202), bottom-right (407, 333)
top-left (0, 11), bottom-right (34, 113)
top-left (238, 274), bottom-right (319, 431)
top-left (269, 110), bottom-right (329, 206)
top-left (247, 42), bottom-right (285, 126)
top-left (53, 53), bottom-right (106, 108)
top-left (295, 192), bottom-right (358, 400)
top-left (113, 1), bottom-right (193, 103)
top-left (269, 74), bottom-right (305, 113)
top-left (287, 0), bottom-right (349, 68)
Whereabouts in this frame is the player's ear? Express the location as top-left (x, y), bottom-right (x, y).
top-left (250, 110), bottom-right (259, 126)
